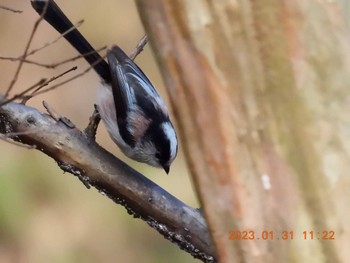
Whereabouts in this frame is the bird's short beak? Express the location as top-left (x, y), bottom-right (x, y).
top-left (163, 165), bottom-right (170, 174)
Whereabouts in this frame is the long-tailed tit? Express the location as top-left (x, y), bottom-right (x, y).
top-left (31, 0), bottom-right (178, 173)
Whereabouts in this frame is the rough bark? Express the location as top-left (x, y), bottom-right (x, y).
top-left (136, 1), bottom-right (350, 262)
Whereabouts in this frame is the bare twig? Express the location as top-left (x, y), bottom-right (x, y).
top-left (0, 5), bottom-right (23, 13)
top-left (0, 67), bottom-right (76, 107)
top-left (0, 79), bottom-right (46, 107)
top-left (4, 1), bottom-right (49, 97)
top-left (23, 66), bottom-right (77, 101)
top-left (0, 20), bottom-right (84, 63)
top-left (0, 58), bottom-right (60, 68)
top-left (1, 48), bottom-right (103, 106)
top-left (31, 56), bottom-right (106, 98)
top-left (0, 46), bottom-right (107, 69)
top-left (129, 35), bottom-right (148, 60)
top-left (45, 46), bottom-right (107, 68)
top-left (26, 19), bottom-right (84, 58)
top-left (3, 3), bottom-right (81, 100)
top-left (4, 2), bottom-right (49, 97)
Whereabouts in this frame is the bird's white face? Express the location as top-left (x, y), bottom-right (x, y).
top-left (161, 122), bottom-right (178, 165)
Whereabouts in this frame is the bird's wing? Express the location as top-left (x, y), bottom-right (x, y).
top-left (107, 45), bottom-right (168, 145)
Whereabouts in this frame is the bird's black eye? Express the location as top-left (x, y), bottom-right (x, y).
top-left (155, 153), bottom-right (161, 160)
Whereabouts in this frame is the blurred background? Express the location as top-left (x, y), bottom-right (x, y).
top-left (0, 1), bottom-right (199, 262)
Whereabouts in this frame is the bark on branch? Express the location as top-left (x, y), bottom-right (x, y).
top-left (0, 101), bottom-right (216, 262)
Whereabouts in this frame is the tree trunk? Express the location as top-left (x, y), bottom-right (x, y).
top-left (136, 1), bottom-right (350, 262)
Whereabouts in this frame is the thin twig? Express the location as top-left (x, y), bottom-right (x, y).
top-left (21, 66), bottom-right (78, 103)
top-left (0, 67), bottom-right (76, 107)
top-left (0, 20), bottom-right (85, 63)
top-left (0, 5), bottom-right (23, 13)
top-left (2, 33), bottom-right (146, 102)
top-left (0, 46), bottom-right (107, 69)
top-left (129, 35), bottom-right (148, 60)
top-left (25, 19), bottom-right (84, 58)
top-left (45, 46), bottom-right (107, 68)
top-left (31, 55), bottom-right (106, 97)
top-left (2, 53), bottom-right (103, 106)
top-left (0, 58), bottom-right (60, 68)
top-left (4, 1), bottom-right (49, 97)
top-left (0, 79), bottom-right (46, 107)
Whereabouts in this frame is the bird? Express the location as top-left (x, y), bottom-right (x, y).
top-left (31, 0), bottom-right (178, 173)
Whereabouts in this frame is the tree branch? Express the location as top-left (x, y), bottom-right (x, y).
top-left (0, 101), bottom-right (216, 263)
